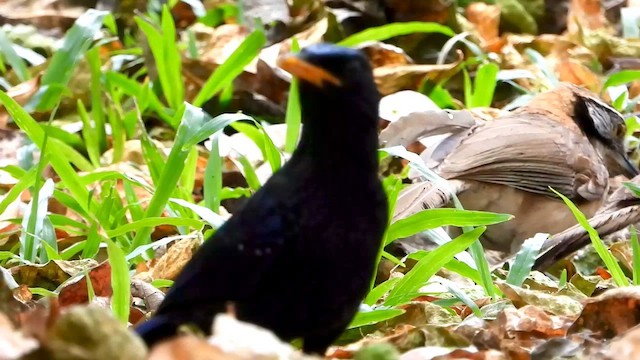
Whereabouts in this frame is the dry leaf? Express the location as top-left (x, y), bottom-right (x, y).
top-left (0, 312), bottom-right (38, 360)
top-left (569, 287), bottom-right (640, 338)
top-left (46, 305), bottom-right (147, 360)
top-left (373, 55), bottom-right (463, 96)
top-left (11, 259), bottom-right (98, 292)
top-left (57, 261), bottom-right (112, 307)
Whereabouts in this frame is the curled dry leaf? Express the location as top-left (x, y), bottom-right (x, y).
top-left (150, 236), bottom-right (201, 281)
top-left (11, 259), bottom-right (98, 292)
top-left (567, 0), bottom-right (610, 35)
top-left (556, 58), bottom-right (601, 91)
top-left (465, 2), bottom-right (502, 52)
top-left (131, 278), bottom-right (164, 314)
top-left (497, 282), bottom-right (583, 317)
top-left (333, 324), bottom-right (415, 358)
top-left (0, 74), bottom-right (41, 128)
top-left (148, 335), bottom-right (236, 360)
top-left (429, 348), bottom-right (507, 360)
top-left (358, 42), bottom-right (413, 69)
top-left (496, 305), bottom-right (573, 339)
top-left (373, 52), bottom-right (463, 96)
top-left (45, 305), bottom-right (147, 360)
top-left (57, 261), bottom-right (112, 308)
top-left (569, 287), bottom-right (640, 339)
top-left (0, 312), bottom-right (38, 360)
top-left (606, 324), bottom-right (640, 360)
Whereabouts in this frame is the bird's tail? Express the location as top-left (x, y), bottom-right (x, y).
top-left (535, 205), bottom-right (640, 270)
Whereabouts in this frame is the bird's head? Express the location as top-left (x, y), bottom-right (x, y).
top-left (277, 43), bottom-right (379, 128)
top-left (571, 86), bottom-right (639, 178)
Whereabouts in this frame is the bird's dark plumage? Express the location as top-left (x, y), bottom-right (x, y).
top-left (135, 44), bottom-right (388, 354)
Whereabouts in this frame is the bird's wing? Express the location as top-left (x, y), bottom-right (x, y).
top-left (436, 116), bottom-right (609, 200)
top-left (156, 182), bottom-right (294, 315)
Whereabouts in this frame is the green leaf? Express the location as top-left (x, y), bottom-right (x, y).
top-left (631, 226), bottom-right (640, 286)
top-left (387, 208), bottom-right (511, 243)
top-left (348, 308), bottom-right (404, 329)
top-left (604, 70), bottom-right (640, 89)
top-left (365, 278), bottom-right (400, 306)
top-left (506, 233), bottom-right (547, 286)
top-left (38, 9), bottom-right (107, 110)
top-left (467, 62), bottom-right (499, 108)
top-left (193, 30), bottom-right (266, 107)
top-left (0, 30), bottom-right (29, 81)
top-left (550, 187), bottom-right (629, 286)
top-left (285, 38), bottom-right (301, 153)
top-left (339, 22), bottom-right (454, 47)
top-left (385, 227), bottom-right (485, 306)
top-left (106, 238), bottom-right (130, 323)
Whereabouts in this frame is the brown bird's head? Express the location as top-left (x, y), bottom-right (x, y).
top-left (570, 85), bottom-right (639, 178)
top-left (523, 83), bottom-right (639, 178)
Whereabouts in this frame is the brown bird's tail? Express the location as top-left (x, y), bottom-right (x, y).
top-left (535, 206), bottom-right (640, 270)
top-left (535, 175), bottom-right (640, 270)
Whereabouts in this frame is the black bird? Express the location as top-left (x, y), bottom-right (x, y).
top-left (135, 43), bottom-right (388, 354)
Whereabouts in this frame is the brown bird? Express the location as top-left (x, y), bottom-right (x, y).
top-left (387, 83), bottom-right (639, 256)
top-left (535, 174), bottom-right (640, 270)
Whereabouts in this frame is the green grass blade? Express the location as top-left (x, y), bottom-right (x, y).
top-left (284, 38), bottom-right (301, 153)
top-left (106, 238), bottom-right (130, 323)
top-left (339, 22), bottom-right (454, 47)
top-left (631, 226), bottom-right (640, 285)
top-left (385, 227), bottom-right (485, 306)
top-left (551, 187), bottom-right (629, 286)
top-left (0, 30), bottom-right (29, 81)
top-left (111, 217), bottom-right (203, 239)
top-left (387, 208), bottom-right (511, 243)
top-left (86, 46), bottom-right (107, 152)
top-left (192, 30), bottom-right (266, 107)
top-left (37, 9), bottom-right (107, 110)
top-left (204, 134), bottom-right (222, 212)
top-left (604, 70), bottom-right (640, 89)
top-left (506, 233), bottom-right (547, 286)
top-left (348, 308), bottom-right (404, 329)
top-left (470, 62), bottom-right (499, 107)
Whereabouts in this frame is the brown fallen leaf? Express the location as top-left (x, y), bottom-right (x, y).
top-left (373, 53), bottom-right (463, 96)
top-left (0, 75), bottom-right (41, 128)
top-left (149, 335), bottom-right (238, 360)
top-left (569, 287), bottom-right (640, 339)
top-left (358, 42), bottom-right (413, 68)
top-left (0, 311), bottom-right (38, 359)
top-left (11, 259), bottom-right (98, 292)
top-left (131, 278), bottom-right (165, 314)
top-left (45, 305), bottom-right (147, 360)
top-left (465, 3), bottom-right (502, 52)
top-left (606, 324), bottom-right (640, 360)
top-left (150, 235), bottom-right (201, 281)
top-left (568, 0), bottom-right (610, 35)
top-left (555, 58), bottom-right (601, 91)
top-left (497, 282), bottom-right (583, 317)
top-left (57, 261), bottom-right (112, 307)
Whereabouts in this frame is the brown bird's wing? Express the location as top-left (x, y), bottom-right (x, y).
top-left (393, 179), bottom-right (468, 221)
top-left (436, 115), bottom-right (609, 201)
